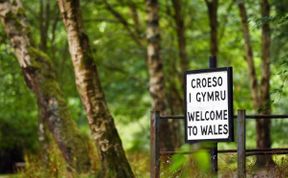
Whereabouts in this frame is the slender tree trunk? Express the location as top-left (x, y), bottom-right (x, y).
top-left (237, 0), bottom-right (274, 167)
top-left (205, 0), bottom-right (218, 57)
top-left (0, 0), bottom-right (91, 173)
top-left (57, 0), bottom-right (134, 177)
top-left (256, 0), bottom-right (273, 167)
top-left (161, 0), bottom-right (187, 149)
top-left (146, 0), bottom-right (177, 151)
top-left (238, 0), bottom-right (260, 108)
top-left (128, 2), bottom-right (142, 36)
top-left (170, 0), bottom-right (186, 115)
top-left (39, 0), bottom-right (50, 51)
top-left (171, 0), bottom-right (188, 72)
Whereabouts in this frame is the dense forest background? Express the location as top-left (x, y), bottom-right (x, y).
top-left (0, 0), bottom-right (288, 177)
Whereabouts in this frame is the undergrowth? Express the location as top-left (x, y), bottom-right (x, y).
top-left (10, 144), bottom-right (288, 178)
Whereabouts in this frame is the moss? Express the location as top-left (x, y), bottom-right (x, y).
top-left (5, 10), bottom-right (22, 30)
top-left (54, 106), bottom-right (91, 172)
top-left (28, 47), bottom-right (50, 62)
top-left (27, 47), bottom-right (55, 79)
top-left (16, 7), bottom-right (26, 17)
top-left (4, 5), bottom-right (32, 46)
top-left (11, 0), bottom-right (17, 6)
top-left (36, 76), bottom-right (92, 172)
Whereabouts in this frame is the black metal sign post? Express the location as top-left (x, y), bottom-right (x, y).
top-left (210, 56), bottom-right (218, 174)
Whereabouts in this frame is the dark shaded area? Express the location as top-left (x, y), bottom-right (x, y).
top-left (0, 147), bottom-right (23, 173)
top-left (0, 117), bottom-right (38, 174)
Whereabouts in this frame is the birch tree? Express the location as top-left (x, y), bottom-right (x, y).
top-left (57, 0), bottom-right (134, 177)
top-left (0, 0), bottom-right (91, 172)
top-left (146, 0), bottom-right (179, 151)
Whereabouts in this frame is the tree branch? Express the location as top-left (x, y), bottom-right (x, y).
top-left (103, 0), bottom-right (144, 47)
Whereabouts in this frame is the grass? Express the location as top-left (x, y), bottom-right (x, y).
top-left (0, 175), bottom-right (20, 178)
top-left (1, 151), bottom-right (288, 177)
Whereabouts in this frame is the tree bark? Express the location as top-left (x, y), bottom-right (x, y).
top-left (39, 0), bottom-right (50, 51)
top-left (57, 0), bottom-right (134, 177)
top-left (205, 0), bottom-right (218, 57)
top-left (170, 0), bottom-right (186, 115)
top-left (146, 0), bottom-right (177, 151)
top-left (238, 0), bottom-right (260, 108)
top-left (237, 0), bottom-right (273, 167)
top-left (0, 0), bottom-right (91, 173)
top-left (256, 0), bottom-right (273, 167)
top-left (171, 0), bottom-right (188, 73)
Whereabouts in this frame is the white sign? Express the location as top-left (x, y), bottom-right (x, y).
top-left (184, 67), bottom-right (233, 142)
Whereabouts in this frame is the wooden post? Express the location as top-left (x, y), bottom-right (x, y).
top-left (237, 110), bottom-right (246, 178)
top-left (209, 56), bottom-right (218, 173)
top-left (151, 111), bottom-right (160, 178)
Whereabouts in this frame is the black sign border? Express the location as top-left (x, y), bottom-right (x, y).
top-left (184, 67), bottom-right (234, 143)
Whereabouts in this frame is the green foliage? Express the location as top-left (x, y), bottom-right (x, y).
top-left (1, 0), bottom-right (288, 176)
top-left (162, 145), bottom-right (212, 178)
top-left (0, 37), bottom-right (39, 173)
top-left (0, 39), bottom-right (38, 152)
